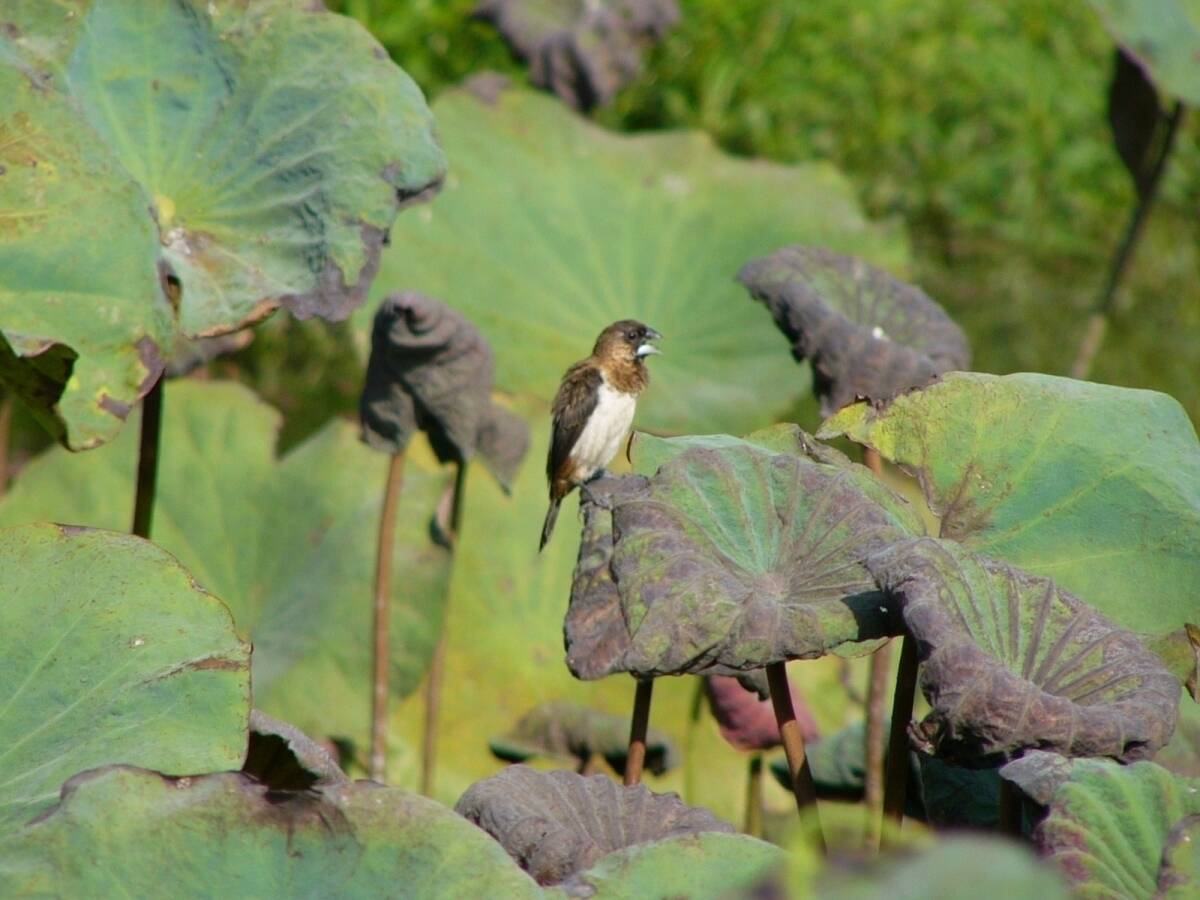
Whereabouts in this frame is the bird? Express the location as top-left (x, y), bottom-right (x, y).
top-left (540, 320), bottom-right (662, 550)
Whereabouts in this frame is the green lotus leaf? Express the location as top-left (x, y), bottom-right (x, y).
top-left (567, 439), bottom-right (918, 677)
top-left (1033, 757), bottom-right (1200, 898)
top-left (0, 0), bottom-right (445, 449)
top-left (557, 831), bottom-right (783, 899)
top-left (0, 524), bottom-right (249, 831)
top-left (455, 765), bottom-right (735, 886)
top-left (0, 766), bottom-right (540, 897)
top-left (0, 380), bottom-right (452, 756)
top-left (1087, 0), bottom-right (1200, 104)
top-left (821, 372), bottom-right (1200, 675)
top-left (489, 700), bottom-right (677, 776)
top-left (354, 83), bottom-right (906, 435)
top-left (1158, 693), bottom-right (1200, 778)
top-left (815, 836), bottom-right (1069, 899)
top-left (870, 538), bottom-right (1179, 764)
top-left (1159, 816), bottom-right (1200, 898)
top-left (738, 245), bottom-right (970, 415)
top-left (914, 752), bottom-right (1002, 830)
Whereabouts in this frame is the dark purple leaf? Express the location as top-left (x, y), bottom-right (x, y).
top-left (704, 674), bottom-right (817, 752)
top-left (1109, 47), bottom-right (1165, 198)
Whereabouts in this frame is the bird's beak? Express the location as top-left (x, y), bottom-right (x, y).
top-left (636, 328), bottom-right (663, 358)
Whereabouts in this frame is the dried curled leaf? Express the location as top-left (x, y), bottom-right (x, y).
top-left (489, 700), bottom-right (677, 776)
top-left (454, 765), bottom-right (733, 885)
top-left (704, 675), bottom-right (817, 753)
top-left (476, 0), bottom-right (679, 110)
top-left (1034, 757), bottom-right (1200, 899)
top-left (870, 539), bottom-right (1180, 764)
top-left (244, 710), bottom-right (348, 792)
top-left (738, 246), bottom-right (969, 414)
top-left (360, 292), bottom-right (529, 490)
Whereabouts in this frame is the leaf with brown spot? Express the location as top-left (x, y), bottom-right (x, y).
top-left (243, 710), bottom-right (348, 792)
top-left (454, 765), bottom-right (736, 885)
top-left (869, 538), bottom-right (1180, 765)
top-left (0, 0), bottom-right (444, 449)
top-left (739, 245), bottom-right (969, 415)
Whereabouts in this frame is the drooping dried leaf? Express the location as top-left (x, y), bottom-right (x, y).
top-left (454, 765), bottom-right (733, 885)
top-left (0, 0), bottom-right (445, 449)
top-left (243, 710), bottom-right (348, 792)
top-left (704, 675), bottom-right (818, 753)
top-left (738, 246), bottom-right (970, 415)
top-left (574, 441), bottom-right (914, 677)
top-left (0, 767), bottom-right (540, 896)
top-left (489, 700), bottom-right (677, 776)
top-left (476, 0), bottom-right (679, 110)
top-left (999, 750), bottom-right (1078, 807)
top-left (1034, 757), bottom-right (1200, 899)
top-left (0, 524), bottom-right (249, 831)
top-left (360, 292), bottom-right (529, 489)
top-left (1108, 48), bottom-right (1165, 197)
top-left (870, 539), bottom-right (1180, 764)
top-left (821, 373), bottom-right (1200, 680)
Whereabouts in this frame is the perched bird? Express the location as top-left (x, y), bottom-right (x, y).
top-left (540, 320), bottom-right (662, 550)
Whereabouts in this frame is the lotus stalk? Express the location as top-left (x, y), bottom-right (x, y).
top-left (623, 678), bottom-right (655, 786)
top-left (369, 451), bottom-right (407, 782)
top-left (861, 445), bottom-right (890, 848)
top-left (131, 377), bottom-right (164, 539)
top-left (767, 661), bottom-right (825, 853)
top-left (0, 392), bottom-right (12, 499)
top-left (882, 635), bottom-right (919, 839)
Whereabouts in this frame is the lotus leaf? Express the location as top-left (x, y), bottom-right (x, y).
top-left (738, 246), bottom-right (970, 415)
top-left (1108, 48), bottom-right (1168, 197)
top-left (0, 766), bottom-right (541, 897)
top-left (243, 710), bottom-right (347, 792)
top-left (821, 372), bottom-right (1200, 676)
top-left (1034, 757), bottom-right (1200, 898)
top-left (0, 380), bottom-right (452, 756)
top-left (454, 765), bottom-right (734, 885)
top-left (870, 538), bottom-right (1179, 764)
top-left (356, 85), bottom-right (906, 435)
top-left (1087, 0), bottom-right (1200, 104)
top-left (0, 524), bottom-right (249, 831)
top-left (567, 439), bottom-right (917, 678)
top-left (0, 0), bottom-right (444, 449)
top-left (1158, 693), bottom-right (1200, 778)
top-left (476, 0), bottom-right (679, 110)
top-left (704, 674), bottom-right (817, 753)
top-left (360, 291), bottom-right (529, 490)
top-left (1159, 816), bottom-right (1200, 898)
top-left (489, 700), bottom-right (677, 775)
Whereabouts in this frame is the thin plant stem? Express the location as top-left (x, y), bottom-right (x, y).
top-left (369, 451), bottom-right (406, 783)
top-left (744, 753), bottom-right (764, 838)
top-left (624, 678), bottom-right (655, 786)
top-left (998, 778), bottom-right (1023, 836)
top-left (577, 753), bottom-right (596, 776)
top-left (683, 677), bottom-right (705, 803)
top-left (421, 460), bottom-right (467, 797)
top-left (861, 445), bottom-right (889, 849)
top-left (766, 660), bottom-right (825, 854)
top-left (882, 635), bottom-right (919, 842)
top-left (131, 377), bottom-right (164, 539)
top-left (1071, 102), bottom-right (1186, 380)
top-left (0, 392), bottom-right (12, 499)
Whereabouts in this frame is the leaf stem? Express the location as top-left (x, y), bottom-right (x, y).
top-left (624, 678), bottom-right (655, 786)
top-left (131, 377), bottom-right (164, 539)
top-left (744, 753), bottom-right (764, 837)
top-left (370, 451), bottom-right (406, 783)
top-left (0, 392), bottom-right (12, 499)
top-left (421, 460), bottom-right (467, 796)
top-left (683, 677), bottom-right (705, 803)
top-left (861, 445), bottom-right (888, 849)
top-left (882, 634), bottom-right (919, 841)
top-left (1070, 101), bottom-right (1186, 380)
top-left (767, 660), bottom-right (825, 853)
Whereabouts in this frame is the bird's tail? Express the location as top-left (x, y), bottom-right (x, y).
top-left (539, 497), bottom-right (562, 552)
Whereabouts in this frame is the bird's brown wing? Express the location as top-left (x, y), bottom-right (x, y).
top-left (547, 362), bottom-right (603, 490)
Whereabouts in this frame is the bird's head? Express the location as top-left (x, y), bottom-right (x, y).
top-left (592, 320), bottom-right (663, 364)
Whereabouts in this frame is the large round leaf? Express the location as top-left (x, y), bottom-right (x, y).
top-left (0, 766), bottom-right (541, 897)
top-left (820, 372), bottom-right (1200, 675)
top-left (1088, 0), bottom-right (1200, 105)
top-left (567, 437), bottom-right (918, 677)
top-left (0, 380), bottom-right (452, 756)
top-left (0, 524), bottom-right (249, 831)
top-left (353, 83), bottom-right (906, 434)
top-left (1033, 757), bottom-right (1200, 898)
top-left (738, 245), bottom-right (970, 415)
top-left (0, 0), bottom-right (445, 449)
top-left (870, 538), bottom-right (1179, 764)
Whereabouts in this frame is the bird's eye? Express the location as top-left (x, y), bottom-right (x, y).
top-left (626, 331), bottom-right (637, 341)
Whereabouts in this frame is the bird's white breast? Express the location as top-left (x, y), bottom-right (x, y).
top-left (570, 379), bottom-right (637, 480)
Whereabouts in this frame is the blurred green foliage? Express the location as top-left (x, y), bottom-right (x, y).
top-left (326, 0), bottom-right (1199, 425)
